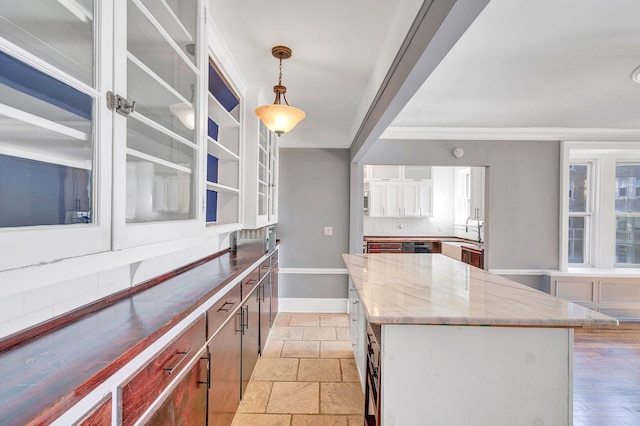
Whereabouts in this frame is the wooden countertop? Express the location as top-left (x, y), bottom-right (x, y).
top-left (0, 243), bottom-right (268, 426)
top-left (343, 253), bottom-right (617, 328)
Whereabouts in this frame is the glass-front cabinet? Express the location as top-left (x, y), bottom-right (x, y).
top-left (244, 121), bottom-right (278, 228)
top-left (113, 0), bottom-right (204, 248)
top-left (0, 1), bottom-right (111, 270)
top-left (0, 1), bottom-right (207, 269)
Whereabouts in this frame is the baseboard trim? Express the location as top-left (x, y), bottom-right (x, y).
top-left (279, 298), bottom-right (348, 313)
top-left (278, 268), bottom-right (348, 275)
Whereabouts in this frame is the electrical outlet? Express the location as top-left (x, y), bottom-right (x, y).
top-left (323, 226), bottom-right (333, 236)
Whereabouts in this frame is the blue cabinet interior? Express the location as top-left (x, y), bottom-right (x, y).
top-left (208, 118), bottom-right (219, 140)
top-left (0, 154), bottom-right (91, 227)
top-left (206, 190), bottom-right (218, 222)
top-left (208, 63), bottom-right (239, 113)
top-left (0, 51), bottom-right (92, 119)
top-left (207, 154), bottom-right (219, 183)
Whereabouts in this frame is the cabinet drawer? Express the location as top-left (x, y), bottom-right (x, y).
top-left (207, 283), bottom-right (241, 338)
top-left (241, 267), bottom-right (260, 299)
top-left (120, 316), bottom-right (206, 425)
top-left (259, 258), bottom-right (271, 280)
top-left (270, 250), bottom-right (279, 267)
top-left (367, 242), bottom-right (402, 253)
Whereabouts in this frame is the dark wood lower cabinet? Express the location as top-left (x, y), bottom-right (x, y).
top-left (75, 395), bottom-right (111, 426)
top-left (270, 261), bottom-right (279, 325)
top-left (241, 285), bottom-right (260, 396)
top-left (142, 348), bottom-right (208, 425)
top-left (207, 310), bottom-right (242, 426)
top-left (259, 277), bottom-right (271, 354)
top-left (461, 246), bottom-right (484, 268)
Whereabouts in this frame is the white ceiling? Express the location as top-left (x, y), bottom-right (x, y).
top-left (211, 0), bottom-right (640, 150)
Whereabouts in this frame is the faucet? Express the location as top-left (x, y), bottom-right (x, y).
top-left (465, 216), bottom-right (484, 244)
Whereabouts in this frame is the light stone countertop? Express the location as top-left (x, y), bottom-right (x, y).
top-left (343, 253), bottom-right (618, 327)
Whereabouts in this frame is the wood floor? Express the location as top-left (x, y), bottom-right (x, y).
top-left (574, 322), bottom-right (640, 426)
top-left (233, 314), bottom-right (640, 425)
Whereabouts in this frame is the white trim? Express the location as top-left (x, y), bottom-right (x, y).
top-left (489, 269), bottom-right (547, 276)
top-left (279, 298), bottom-right (348, 313)
top-left (278, 268), bottom-right (348, 275)
top-left (381, 127), bottom-right (640, 141)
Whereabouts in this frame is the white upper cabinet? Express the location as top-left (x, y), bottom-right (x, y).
top-left (205, 59), bottom-right (241, 230)
top-left (366, 166), bottom-right (433, 218)
top-left (469, 167), bottom-right (485, 220)
top-left (0, 1), bottom-right (112, 270)
top-left (0, 1), bottom-right (211, 268)
top-left (244, 117), bottom-right (279, 229)
top-left (112, 0), bottom-right (205, 248)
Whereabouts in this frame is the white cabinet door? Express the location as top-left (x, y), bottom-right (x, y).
top-left (112, 0), bottom-right (204, 248)
top-left (470, 167), bottom-right (485, 220)
top-left (384, 182), bottom-right (402, 217)
top-left (418, 181), bottom-right (433, 217)
top-left (369, 182), bottom-right (386, 217)
top-left (402, 182), bottom-right (420, 217)
top-left (0, 1), bottom-right (113, 270)
top-left (348, 281), bottom-right (366, 388)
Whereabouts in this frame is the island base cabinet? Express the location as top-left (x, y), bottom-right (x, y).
top-left (140, 348), bottom-right (208, 426)
top-left (380, 325), bottom-right (573, 426)
top-left (207, 311), bottom-right (242, 426)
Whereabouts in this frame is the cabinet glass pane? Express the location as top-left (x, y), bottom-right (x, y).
top-left (0, 0), bottom-right (94, 85)
top-left (258, 183), bottom-right (267, 216)
top-left (0, 51), bottom-right (94, 228)
top-left (127, 1), bottom-right (196, 141)
top-left (139, 0), bottom-right (197, 65)
top-left (125, 120), bottom-right (195, 223)
top-left (404, 166), bottom-right (431, 180)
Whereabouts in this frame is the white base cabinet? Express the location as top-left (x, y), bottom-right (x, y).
top-left (379, 325), bottom-right (573, 425)
top-left (348, 280), bottom-right (366, 388)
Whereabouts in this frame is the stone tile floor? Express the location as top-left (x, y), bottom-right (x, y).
top-left (231, 313), bottom-right (364, 426)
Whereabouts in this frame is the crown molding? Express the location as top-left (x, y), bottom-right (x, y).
top-left (381, 126), bottom-right (640, 141)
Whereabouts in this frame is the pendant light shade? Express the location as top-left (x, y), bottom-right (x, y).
top-left (255, 46), bottom-right (306, 136)
top-left (255, 103), bottom-right (306, 135)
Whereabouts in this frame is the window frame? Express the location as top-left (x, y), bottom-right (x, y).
top-left (561, 142), bottom-right (640, 271)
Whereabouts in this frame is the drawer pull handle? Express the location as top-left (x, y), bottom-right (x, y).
top-left (217, 301), bottom-right (236, 312)
top-left (244, 279), bottom-right (255, 286)
top-left (163, 349), bottom-right (193, 375)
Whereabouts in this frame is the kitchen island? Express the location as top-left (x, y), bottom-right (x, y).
top-left (343, 253), bottom-right (617, 426)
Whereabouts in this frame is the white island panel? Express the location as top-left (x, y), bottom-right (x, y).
top-left (382, 324), bottom-right (572, 425)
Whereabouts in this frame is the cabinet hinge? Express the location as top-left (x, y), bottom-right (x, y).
top-left (106, 91), bottom-right (136, 117)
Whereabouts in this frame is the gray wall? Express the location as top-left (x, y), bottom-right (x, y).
top-left (362, 139), bottom-right (561, 270)
top-left (278, 148), bottom-right (351, 298)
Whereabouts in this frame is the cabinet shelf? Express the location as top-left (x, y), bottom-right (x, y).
top-left (0, 102), bottom-right (88, 141)
top-left (127, 148), bottom-right (191, 174)
top-left (206, 181), bottom-right (239, 194)
top-left (207, 92), bottom-right (239, 128)
top-left (207, 137), bottom-right (239, 162)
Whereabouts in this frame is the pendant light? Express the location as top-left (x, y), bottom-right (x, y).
top-left (255, 46), bottom-right (306, 136)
